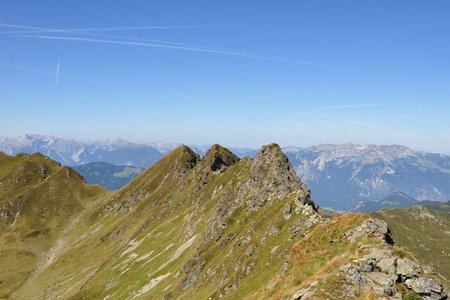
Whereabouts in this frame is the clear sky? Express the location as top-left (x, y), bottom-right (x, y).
top-left (1, 1), bottom-right (449, 153)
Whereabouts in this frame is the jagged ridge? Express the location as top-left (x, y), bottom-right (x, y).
top-left (0, 144), bottom-right (447, 300)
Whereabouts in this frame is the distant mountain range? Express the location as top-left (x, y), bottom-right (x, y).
top-left (2, 134), bottom-right (450, 211)
top-left (353, 192), bottom-right (450, 213)
top-left (284, 144), bottom-right (450, 210)
top-left (0, 134), bottom-right (170, 167)
top-left (353, 191), bottom-right (419, 212)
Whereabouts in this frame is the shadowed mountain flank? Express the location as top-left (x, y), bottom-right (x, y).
top-left (202, 144), bottom-right (240, 172)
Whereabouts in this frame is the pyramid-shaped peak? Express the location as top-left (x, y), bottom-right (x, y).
top-left (203, 144), bottom-right (239, 172)
top-left (258, 143), bottom-right (284, 156)
top-left (251, 142), bottom-right (304, 191)
top-left (253, 143), bottom-right (290, 165)
top-left (163, 145), bottom-right (200, 168)
top-left (168, 144), bottom-right (196, 157)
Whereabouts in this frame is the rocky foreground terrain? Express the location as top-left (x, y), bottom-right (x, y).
top-left (0, 144), bottom-right (448, 299)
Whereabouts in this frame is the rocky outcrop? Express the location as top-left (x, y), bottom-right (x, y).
top-left (344, 218), bottom-right (390, 242)
top-left (339, 246), bottom-right (447, 299)
top-left (405, 277), bottom-right (447, 300)
top-left (338, 219), bottom-right (448, 300)
top-left (243, 143), bottom-right (316, 211)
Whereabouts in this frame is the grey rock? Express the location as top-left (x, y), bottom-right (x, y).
top-left (304, 214), bottom-right (319, 229)
top-left (363, 248), bottom-right (392, 261)
top-left (359, 257), bottom-right (376, 273)
top-left (365, 272), bottom-right (397, 296)
top-left (246, 143), bottom-right (312, 209)
top-left (378, 257), bottom-right (397, 278)
top-left (397, 258), bottom-right (419, 279)
top-left (340, 264), bottom-right (366, 286)
top-left (422, 265), bottom-right (437, 275)
top-left (290, 219), bottom-right (306, 238)
top-left (360, 248), bottom-right (396, 277)
top-left (404, 277), bottom-right (447, 300)
top-left (344, 218), bottom-right (388, 242)
top-left (283, 203), bottom-right (292, 219)
top-left (341, 284), bottom-right (359, 298)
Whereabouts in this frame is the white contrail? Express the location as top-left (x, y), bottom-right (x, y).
top-left (2, 22), bottom-right (328, 66)
top-left (0, 22), bottom-right (196, 34)
top-left (55, 58), bottom-right (61, 85)
top-left (19, 34), bottom-right (319, 65)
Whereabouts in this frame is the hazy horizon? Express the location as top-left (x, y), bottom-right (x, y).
top-left (1, 132), bottom-right (449, 155)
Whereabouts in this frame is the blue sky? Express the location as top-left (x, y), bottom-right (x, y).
top-left (1, 1), bottom-right (449, 153)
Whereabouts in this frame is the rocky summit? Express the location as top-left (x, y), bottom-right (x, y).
top-left (0, 144), bottom-right (448, 299)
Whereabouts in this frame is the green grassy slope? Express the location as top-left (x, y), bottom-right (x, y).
top-left (1, 146), bottom-right (448, 300)
top-left (0, 153), bottom-right (108, 298)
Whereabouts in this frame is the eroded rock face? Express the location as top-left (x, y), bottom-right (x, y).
top-left (241, 143), bottom-right (316, 212)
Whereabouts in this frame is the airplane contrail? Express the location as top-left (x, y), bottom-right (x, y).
top-left (0, 22), bottom-right (321, 65)
top-left (0, 22), bottom-right (197, 34)
top-left (18, 34), bottom-right (320, 65)
top-left (55, 58), bottom-right (61, 85)
top-left (3, 22), bottom-right (377, 72)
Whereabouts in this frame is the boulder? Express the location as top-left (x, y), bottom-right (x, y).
top-left (365, 272), bottom-right (397, 296)
top-left (404, 277), bottom-right (447, 300)
top-left (378, 257), bottom-right (397, 279)
top-left (344, 218), bottom-right (389, 242)
top-left (360, 248), bottom-right (396, 278)
top-left (397, 258), bottom-right (419, 279)
top-left (340, 264), bottom-right (366, 286)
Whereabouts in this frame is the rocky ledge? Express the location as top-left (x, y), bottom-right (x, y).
top-left (291, 218), bottom-right (448, 300)
top-left (340, 219), bottom-right (447, 300)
